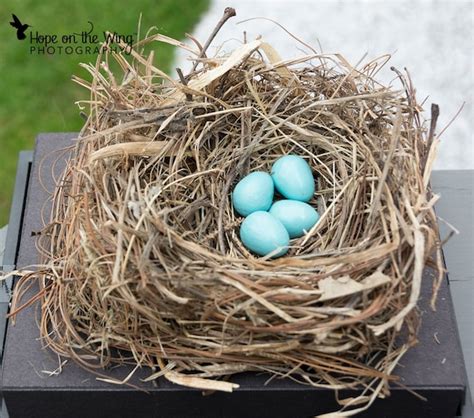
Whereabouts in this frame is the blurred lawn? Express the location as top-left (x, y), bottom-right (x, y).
top-left (0, 0), bottom-right (209, 224)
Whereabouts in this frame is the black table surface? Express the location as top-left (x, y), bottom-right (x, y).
top-left (0, 134), bottom-right (469, 418)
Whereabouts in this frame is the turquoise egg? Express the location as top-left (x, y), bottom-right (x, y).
top-left (232, 172), bottom-right (274, 217)
top-left (240, 211), bottom-right (289, 258)
top-left (271, 155), bottom-right (315, 202)
top-left (269, 200), bottom-right (320, 238)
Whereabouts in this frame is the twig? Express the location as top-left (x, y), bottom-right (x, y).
top-left (422, 103), bottom-right (439, 171)
top-left (189, 7), bottom-right (236, 75)
top-left (176, 67), bottom-right (192, 101)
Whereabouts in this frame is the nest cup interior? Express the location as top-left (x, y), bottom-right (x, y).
top-left (150, 134), bottom-right (334, 258)
top-left (11, 32), bottom-right (442, 416)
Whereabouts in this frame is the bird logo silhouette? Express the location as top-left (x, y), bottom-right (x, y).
top-left (10, 14), bottom-right (31, 40)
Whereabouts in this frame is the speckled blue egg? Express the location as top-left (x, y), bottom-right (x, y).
top-left (232, 172), bottom-right (274, 217)
top-left (269, 200), bottom-right (320, 238)
top-left (240, 211), bottom-right (289, 258)
top-left (271, 155), bottom-right (315, 202)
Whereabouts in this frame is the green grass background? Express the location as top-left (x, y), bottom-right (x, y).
top-left (0, 0), bottom-right (209, 224)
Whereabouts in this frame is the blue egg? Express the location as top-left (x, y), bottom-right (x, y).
top-left (271, 155), bottom-right (315, 202)
top-left (269, 200), bottom-right (320, 238)
top-left (240, 211), bottom-right (289, 258)
top-left (232, 172), bottom-right (274, 217)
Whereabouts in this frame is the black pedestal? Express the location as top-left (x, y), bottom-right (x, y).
top-left (0, 134), bottom-right (468, 418)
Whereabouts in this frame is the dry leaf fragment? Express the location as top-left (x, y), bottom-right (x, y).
top-left (318, 272), bottom-right (391, 302)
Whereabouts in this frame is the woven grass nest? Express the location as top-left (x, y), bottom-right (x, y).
top-left (12, 11), bottom-right (445, 417)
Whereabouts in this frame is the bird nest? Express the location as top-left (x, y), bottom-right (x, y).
top-left (11, 13), bottom-right (444, 417)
